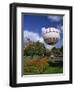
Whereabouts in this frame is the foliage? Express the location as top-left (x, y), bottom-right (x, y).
top-left (24, 57), bottom-right (49, 74)
top-left (23, 41), bottom-right (63, 75)
top-left (51, 46), bottom-right (63, 56)
top-left (24, 41), bottom-right (63, 57)
top-left (24, 41), bottom-right (46, 57)
top-left (23, 56), bottom-right (63, 75)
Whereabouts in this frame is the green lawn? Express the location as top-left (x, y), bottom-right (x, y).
top-left (24, 67), bottom-right (63, 75)
top-left (43, 66), bottom-right (63, 74)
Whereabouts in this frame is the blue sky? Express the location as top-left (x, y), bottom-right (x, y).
top-left (22, 14), bottom-right (63, 49)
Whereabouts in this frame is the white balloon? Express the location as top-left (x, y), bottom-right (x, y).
top-left (42, 27), bottom-right (60, 45)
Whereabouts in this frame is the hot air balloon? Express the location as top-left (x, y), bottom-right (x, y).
top-left (42, 27), bottom-right (60, 45)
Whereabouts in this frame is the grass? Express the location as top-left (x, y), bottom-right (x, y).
top-left (43, 66), bottom-right (63, 74)
top-left (24, 67), bottom-right (63, 75)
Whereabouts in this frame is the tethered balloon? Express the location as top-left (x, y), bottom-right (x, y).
top-left (42, 27), bottom-right (60, 45)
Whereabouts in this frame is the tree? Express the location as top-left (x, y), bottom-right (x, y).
top-left (35, 41), bottom-right (46, 56)
top-left (45, 49), bottom-right (51, 56)
top-left (24, 41), bottom-right (46, 57)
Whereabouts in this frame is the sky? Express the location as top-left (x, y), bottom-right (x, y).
top-left (22, 14), bottom-right (63, 49)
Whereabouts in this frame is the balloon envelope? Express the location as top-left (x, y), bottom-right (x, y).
top-left (42, 27), bottom-right (60, 45)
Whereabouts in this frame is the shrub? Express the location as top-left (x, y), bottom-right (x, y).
top-left (24, 57), bottom-right (49, 74)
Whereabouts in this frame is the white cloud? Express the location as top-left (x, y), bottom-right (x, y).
top-left (55, 39), bottom-right (63, 48)
top-left (60, 26), bottom-right (63, 30)
top-left (57, 25), bottom-right (63, 32)
top-left (24, 30), bottom-right (44, 43)
top-left (41, 27), bottom-right (46, 34)
top-left (24, 30), bottom-right (52, 49)
top-left (48, 16), bottom-right (62, 22)
top-left (39, 37), bottom-right (44, 43)
top-left (24, 30), bottom-right (62, 49)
